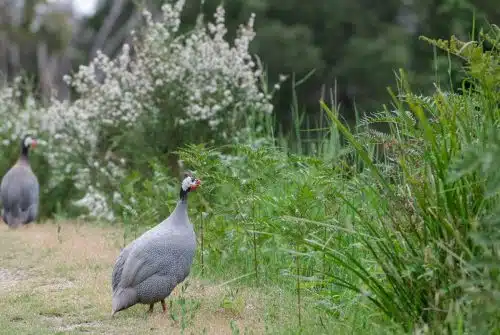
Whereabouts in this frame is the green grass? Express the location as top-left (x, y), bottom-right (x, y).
top-left (0, 221), bottom-right (395, 335)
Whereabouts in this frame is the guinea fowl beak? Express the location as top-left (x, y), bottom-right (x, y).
top-left (191, 179), bottom-right (201, 190)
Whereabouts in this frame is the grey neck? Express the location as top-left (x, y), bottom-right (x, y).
top-left (167, 199), bottom-right (189, 226)
top-left (17, 155), bottom-right (30, 165)
top-left (176, 199), bottom-right (188, 211)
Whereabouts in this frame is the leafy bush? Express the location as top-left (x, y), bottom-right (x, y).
top-left (0, 1), bottom-right (277, 221)
top-left (49, 1), bottom-right (276, 219)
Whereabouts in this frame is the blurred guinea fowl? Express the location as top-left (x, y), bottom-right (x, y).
top-left (0, 135), bottom-right (40, 228)
top-left (111, 172), bottom-right (201, 316)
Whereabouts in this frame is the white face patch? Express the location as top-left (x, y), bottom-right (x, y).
top-left (24, 136), bottom-right (34, 147)
top-left (181, 175), bottom-right (197, 191)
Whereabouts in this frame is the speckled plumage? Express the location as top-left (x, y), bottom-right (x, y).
top-left (111, 175), bottom-right (200, 316)
top-left (1, 136), bottom-right (39, 228)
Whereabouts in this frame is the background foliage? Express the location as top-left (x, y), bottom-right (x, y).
top-left (0, 0), bottom-right (499, 333)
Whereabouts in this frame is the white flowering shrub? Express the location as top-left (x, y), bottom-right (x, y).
top-left (140, 4), bottom-right (272, 129)
top-left (0, 78), bottom-right (40, 145)
top-left (0, 1), bottom-right (276, 221)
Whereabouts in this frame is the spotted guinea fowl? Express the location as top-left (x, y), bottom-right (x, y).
top-left (111, 172), bottom-right (201, 316)
top-left (0, 135), bottom-right (40, 228)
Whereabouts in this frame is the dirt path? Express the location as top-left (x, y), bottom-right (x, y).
top-left (0, 222), bottom-right (264, 335)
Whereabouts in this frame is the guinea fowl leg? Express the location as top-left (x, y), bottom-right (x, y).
top-left (161, 299), bottom-right (167, 313)
top-left (147, 303), bottom-right (154, 314)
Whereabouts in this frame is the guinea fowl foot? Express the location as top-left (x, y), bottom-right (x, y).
top-left (161, 299), bottom-right (167, 313)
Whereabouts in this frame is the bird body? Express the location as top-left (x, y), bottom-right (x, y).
top-left (0, 135), bottom-right (39, 228)
top-left (111, 173), bottom-right (201, 316)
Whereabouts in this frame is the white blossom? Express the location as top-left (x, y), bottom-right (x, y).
top-left (0, 1), bottom-right (277, 220)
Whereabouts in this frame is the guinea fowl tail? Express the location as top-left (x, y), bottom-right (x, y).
top-left (111, 287), bottom-right (137, 316)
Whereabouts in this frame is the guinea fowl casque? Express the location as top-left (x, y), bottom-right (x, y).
top-left (0, 135), bottom-right (40, 228)
top-left (111, 172), bottom-right (201, 316)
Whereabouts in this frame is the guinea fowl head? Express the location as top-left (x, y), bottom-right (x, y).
top-left (20, 134), bottom-right (37, 157)
top-left (179, 171), bottom-right (201, 202)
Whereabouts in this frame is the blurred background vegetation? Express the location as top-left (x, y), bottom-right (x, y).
top-left (0, 0), bottom-right (499, 334)
top-left (1, 0), bottom-right (498, 125)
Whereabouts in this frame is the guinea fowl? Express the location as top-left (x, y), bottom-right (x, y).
top-left (111, 172), bottom-right (201, 316)
top-left (0, 135), bottom-right (40, 228)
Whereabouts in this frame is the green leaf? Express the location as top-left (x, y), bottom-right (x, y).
top-left (447, 145), bottom-right (482, 182)
top-left (485, 168), bottom-right (500, 198)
